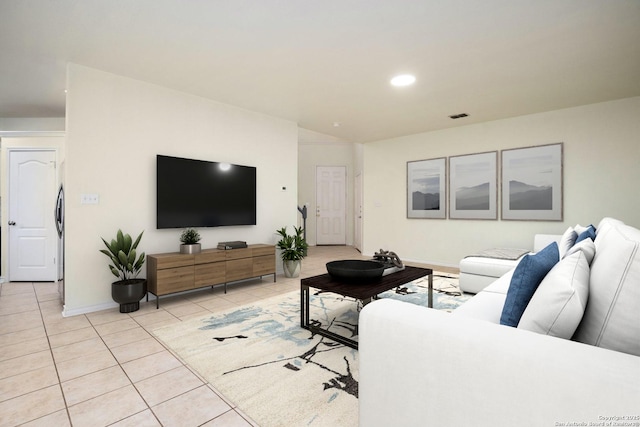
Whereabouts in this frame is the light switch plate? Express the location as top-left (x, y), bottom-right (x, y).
top-left (80, 194), bottom-right (99, 204)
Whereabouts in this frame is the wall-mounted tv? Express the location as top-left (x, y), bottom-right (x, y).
top-left (156, 155), bottom-right (257, 229)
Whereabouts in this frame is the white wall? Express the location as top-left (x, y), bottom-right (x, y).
top-left (298, 128), bottom-right (360, 246)
top-left (0, 118), bottom-right (65, 131)
top-left (64, 64), bottom-right (298, 315)
top-left (363, 97), bottom-right (640, 267)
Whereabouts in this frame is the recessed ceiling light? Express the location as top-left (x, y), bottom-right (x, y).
top-left (390, 74), bottom-right (416, 87)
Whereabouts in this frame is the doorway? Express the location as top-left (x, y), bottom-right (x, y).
top-left (354, 172), bottom-right (362, 252)
top-left (8, 150), bottom-right (58, 281)
top-left (316, 166), bottom-right (346, 245)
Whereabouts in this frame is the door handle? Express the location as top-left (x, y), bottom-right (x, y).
top-left (8, 221), bottom-right (16, 226)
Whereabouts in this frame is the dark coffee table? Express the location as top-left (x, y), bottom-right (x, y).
top-left (300, 266), bottom-right (433, 349)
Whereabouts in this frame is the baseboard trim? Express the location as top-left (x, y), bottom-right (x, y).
top-left (63, 301), bottom-right (118, 317)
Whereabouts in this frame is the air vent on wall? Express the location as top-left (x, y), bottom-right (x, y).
top-left (449, 113), bottom-right (469, 119)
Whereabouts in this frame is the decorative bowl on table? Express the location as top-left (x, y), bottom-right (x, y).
top-left (326, 260), bottom-right (385, 282)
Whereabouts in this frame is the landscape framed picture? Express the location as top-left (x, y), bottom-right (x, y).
top-left (449, 151), bottom-right (497, 220)
top-left (407, 157), bottom-right (446, 219)
top-left (501, 143), bottom-right (563, 221)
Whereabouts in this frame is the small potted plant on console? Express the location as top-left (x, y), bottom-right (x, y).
top-left (276, 226), bottom-right (308, 278)
top-left (180, 228), bottom-right (202, 254)
top-left (99, 229), bottom-right (147, 313)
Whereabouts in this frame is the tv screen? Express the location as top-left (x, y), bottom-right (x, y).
top-left (156, 155), bottom-right (257, 229)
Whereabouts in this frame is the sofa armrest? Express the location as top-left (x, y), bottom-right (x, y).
top-left (359, 299), bottom-right (640, 427)
top-left (533, 234), bottom-right (562, 252)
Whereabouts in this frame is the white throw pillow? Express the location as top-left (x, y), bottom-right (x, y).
top-left (574, 223), bottom-right (589, 235)
top-left (517, 251), bottom-right (590, 339)
top-left (558, 226), bottom-right (577, 259)
top-left (565, 238), bottom-right (596, 265)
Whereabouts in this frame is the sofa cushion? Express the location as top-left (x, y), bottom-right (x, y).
top-left (565, 239), bottom-right (596, 265)
top-left (575, 224), bottom-right (596, 244)
top-left (558, 226), bottom-right (578, 259)
top-left (500, 242), bottom-right (559, 327)
top-left (453, 269), bottom-right (514, 323)
top-left (518, 251), bottom-right (590, 338)
top-left (573, 223), bottom-right (590, 235)
top-left (451, 290), bottom-right (507, 323)
top-left (573, 219), bottom-right (640, 357)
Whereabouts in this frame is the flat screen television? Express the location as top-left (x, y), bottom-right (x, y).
top-left (156, 155), bottom-right (257, 229)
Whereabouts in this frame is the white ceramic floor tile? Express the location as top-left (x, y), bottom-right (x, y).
top-left (120, 350), bottom-right (183, 383)
top-left (61, 365), bottom-right (131, 406)
top-left (0, 350), bottom-right (54, 381)
top-left (0, 384), bottom-right (66, 427)
top-left (152, 385), bottom-right (231, 426)
top-left (134, 365), bottom-right (204, 406)
top-left (67, 384), bottom-right (148, 427)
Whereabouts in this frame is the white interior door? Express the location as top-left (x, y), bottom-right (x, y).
top-left (354, 172), bottom-right (362, 252)
top-left (316, 166), bottom-right (346, 245)
top-left (9, 150), bottom-right (58, 281)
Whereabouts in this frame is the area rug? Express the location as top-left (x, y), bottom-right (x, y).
top-left (152, 273), bottom-right (469, 427)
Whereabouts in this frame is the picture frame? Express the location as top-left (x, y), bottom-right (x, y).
top-left (501, 143), bottom-right (563, 221)
top-left (449, 151), bottom-right (498, 220)
top-left (407, 157), bottom-right (446, 219)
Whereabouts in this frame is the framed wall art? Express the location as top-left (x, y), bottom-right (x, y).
top-left (449, 151), bottom-right (497, 220)
top-left (501, 143), bottom-right (563, 221)
top-left (407, 157), bottom-right (446, 219)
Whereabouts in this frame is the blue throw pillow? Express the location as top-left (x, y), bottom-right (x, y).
top-left (575, 224), bottom-right (596, 244)
top-left (500, 242), bottom-right (560, 327)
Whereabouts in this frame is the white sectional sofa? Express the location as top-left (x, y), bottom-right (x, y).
top-left (359, 218), bottom-right (640, 427)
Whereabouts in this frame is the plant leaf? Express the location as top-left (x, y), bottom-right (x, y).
top-left (128, 249), bottom-right (136, 265)
top-left (123, 233), bottom-right (132, 253)
top-left (132, 231), bottom-right (144, 249)
top-left (133, 252), bottom-right (145, 271)
top-left (99, 249), bottom-right (113, 258)
top-left (109, 265), bottom-right (120, 278)
top-left (117, 250), bottom-right (128, 266)
top-left (116, 230), bottom-right (124, 250)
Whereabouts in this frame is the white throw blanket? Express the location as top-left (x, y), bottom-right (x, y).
top-left (466, 248), bottom-right (529, 260)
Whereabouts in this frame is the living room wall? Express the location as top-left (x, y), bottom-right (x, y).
top-left (363, 97), bottom-right (640, 267)
top-left (64, 64), bottom-right (298, 315)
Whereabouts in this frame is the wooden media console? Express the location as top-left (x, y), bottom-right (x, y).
top-left (146, 244), bottom-right (275, 308)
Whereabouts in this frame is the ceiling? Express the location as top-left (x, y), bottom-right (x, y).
top-left (1, 0), bottom-right (639, 143)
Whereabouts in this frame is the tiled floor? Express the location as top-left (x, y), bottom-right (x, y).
top-left (0, 246), bottom-right (456, 426)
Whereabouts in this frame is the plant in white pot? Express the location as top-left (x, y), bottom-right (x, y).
top-left (99, 229), bottom-right (147, 313)
top-left (276, 226), bottom-right (308, 278)
top-left (180, 228), bottom-right (201, 254)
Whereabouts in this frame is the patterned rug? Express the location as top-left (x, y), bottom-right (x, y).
top-left (152, 273), bottom-right (469, 427)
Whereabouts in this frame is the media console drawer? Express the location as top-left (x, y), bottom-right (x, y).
top-left (194, 262), bottom-right (225, 288)
top-left (157, 266), bottom-right (194, 293)
top-left (253, 254), bottom-right (276, 276)
top-left (147, 244), bottom-right (276, 308)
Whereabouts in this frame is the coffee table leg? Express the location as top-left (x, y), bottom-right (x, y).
top-left (428, 272), bottom-right (433, 308)
top-left (301, 284), bottom-right (310, 328)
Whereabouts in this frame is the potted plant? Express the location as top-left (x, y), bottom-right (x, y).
top-left (99, 229), bottom-right (147, 313)
top-left (180, 228), bottom-right (201, 254)
top-left (276, 226), bottom-right (308, 278)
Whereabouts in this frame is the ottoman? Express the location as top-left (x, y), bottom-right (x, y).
top-left (458, 234), bottom-right (562, 294)
top-left (459, 253), bottom-right (525, 294)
